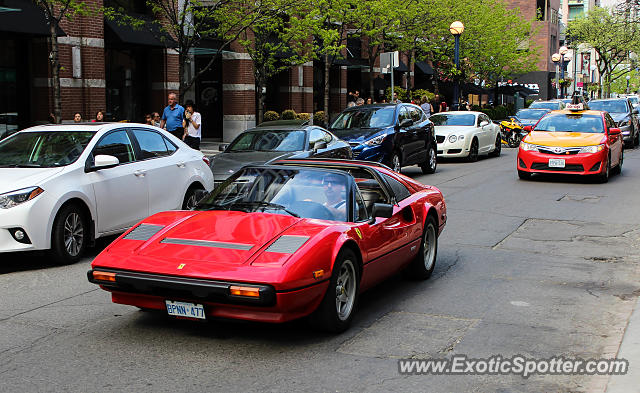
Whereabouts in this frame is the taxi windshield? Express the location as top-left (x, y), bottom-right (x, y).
top-left (534, 113), bottom-right (604, 134)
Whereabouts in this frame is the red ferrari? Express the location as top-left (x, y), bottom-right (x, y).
top-left (88, 159), bottom-right (446, 332)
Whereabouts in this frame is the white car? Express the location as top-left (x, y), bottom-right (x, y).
top-left (430, 111), bottom-right (502, 161)
top-left (0, 123), bottom-right (214, 263)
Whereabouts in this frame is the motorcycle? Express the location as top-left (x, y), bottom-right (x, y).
top-left (500, 117), bottom-right (527, 148)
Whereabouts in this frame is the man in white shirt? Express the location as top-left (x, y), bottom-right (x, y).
top-left (182, 101), bottom-right (202, 150)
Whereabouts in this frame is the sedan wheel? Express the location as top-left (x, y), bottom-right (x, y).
top-left (466, 138), bottom-right (479, 162)
top-left (420, 145), bottom-right (437, 174)
top-left (183, 187), bottom-right (204, 210)
top-left (310, 249), bottom-right (360, 333)
top-left (51, 204), bottom-right (87, 264)
top-left (489, 134), bottom-right (502, 157)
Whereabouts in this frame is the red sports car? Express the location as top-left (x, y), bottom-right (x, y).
top-left (88, 159), bottom-right (446, 332)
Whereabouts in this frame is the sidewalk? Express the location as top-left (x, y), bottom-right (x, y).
top-left (200, 138), bottom-right (223, 157)
top-left (606, 296), bottom-right (640, 392)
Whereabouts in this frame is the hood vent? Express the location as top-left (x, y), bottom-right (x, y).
top-left (124, 224), bottom-right (164, 241)
top-left (265, 235), bottom-right (309, 254)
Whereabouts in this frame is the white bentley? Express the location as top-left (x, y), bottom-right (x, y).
top-left (0, 123), bottom-right (213, 264)
top-left (430, 111), bottom-right (502, 161)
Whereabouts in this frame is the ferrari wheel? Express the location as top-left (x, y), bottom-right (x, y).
top-left (310, 248), bottom-right (360, 333)
top-left (489, 134), bottom-right (502, 157)
top-left (420, 145), bottom-right (437, 174)
top-left (406, 215), bottom-right (438, 280)
top-left (51, 204), bottom-right (88, 265)
top-left (466, 138), bottom-right (479, 162)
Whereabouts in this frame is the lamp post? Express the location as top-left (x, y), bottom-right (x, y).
top-left (450, 21), bottom-right (464, 110)
top-left (552, 53), bottom-right (562, 99)
top-left (590, 64), bottom-right (597, 99)
top-left (626, 75), bottom-right (631, 94)
top-left (559, 46), bottom-right (569, 98)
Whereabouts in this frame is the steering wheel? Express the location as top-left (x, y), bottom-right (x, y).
top-left (289, 201), bottom-right (334, 220)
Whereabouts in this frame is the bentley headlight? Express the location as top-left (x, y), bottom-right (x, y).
top-left (364, 134), bottom-right (386, 146)
top-left (0, 187), bottom-right (44, 209)
top-left (520, 142), bottom-right (538, 152)
top-left (448, 135), bottom-right (458, 143)
top-left (579, 144), bottom-right (605, 154)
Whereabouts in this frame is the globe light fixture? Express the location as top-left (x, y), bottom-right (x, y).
top-left (449, 21), bottom-right (464, 36)
top-left (450, 21), bottom-right (465, 110)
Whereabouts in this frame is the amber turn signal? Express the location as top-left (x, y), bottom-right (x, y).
top-left (92, 271), bottom-right (116, 282)
top-left (229, 286), bottom-right (260, 297)
top-left (312, 270), bottom-right (324, 279)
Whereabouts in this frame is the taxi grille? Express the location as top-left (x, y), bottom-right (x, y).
top-left (530, 163), bottom-right (584, 172)
top-left (537, 146), bottom-right (582, 155)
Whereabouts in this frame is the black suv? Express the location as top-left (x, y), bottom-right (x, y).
top-left (329, 104), bottom-right (438, 174)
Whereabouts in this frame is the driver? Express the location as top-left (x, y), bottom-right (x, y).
top-left (322, 174), bottom-right (347, 221)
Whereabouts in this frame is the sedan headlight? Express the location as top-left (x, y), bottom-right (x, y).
top-left (579, 144), bottom-right (605, 154)
top-left (0, 187), bottom-right (44, 209)
top-left (364, 134), bottom-right (386, 146)
top-left (448, 135), bottom-right (457, 143)
top-left (520, 142), bottom-right (539, 152)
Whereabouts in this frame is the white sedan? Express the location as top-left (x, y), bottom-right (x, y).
top-left (0, 123), bottom-right (213, 264)
top-left (430, 111), bottom-right (502, 161)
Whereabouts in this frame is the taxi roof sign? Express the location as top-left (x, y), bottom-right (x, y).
top-left (566, 102), bottom-right (584, 111)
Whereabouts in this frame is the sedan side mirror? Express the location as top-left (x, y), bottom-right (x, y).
top-left (87, 155), bottom-right (119, 172)
top-left (479, 120), bottom-right (490, 127)
top-left (523, 126), bottom-right (532, 132)
top-left (397, 118), bottom-right (413, 129)
top-left (219, 144), bottom-right (228, 152)
top-left (369, 203), bottom-right (393, 223)
top-left (609, 127), bottom-right (621, 135)
top-left (313, 141), bottom-right (328, 152)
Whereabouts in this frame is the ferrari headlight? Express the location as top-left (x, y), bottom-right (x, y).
top-left (0, 187), bottom-right (44, 209)
top-left (364, 134), bottom-right (386, 146)
top-left (448, 135), bottom-right (458, 143)
top-left (520, 142), bottom-right (538, 152)
top-left (579, 144), bottom-right (605, 154)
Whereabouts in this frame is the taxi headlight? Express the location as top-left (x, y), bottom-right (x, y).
top-left (448, 135), bottom-right (457, 143)
top-left (579, 144), bottom-right (605, 154)
top-left (364, 134), bottom-right (386, 146)
top-left (0, 187), bottom-right (44, 209)
top-left (520, 142), bottom-right (538, 152)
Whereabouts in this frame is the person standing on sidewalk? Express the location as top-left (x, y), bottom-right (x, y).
top-left (160, 92), bottom-right (185, 139)
top-left (182, 101), bottom-right (201, 150)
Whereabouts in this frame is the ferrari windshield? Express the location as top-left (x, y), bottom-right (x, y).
top-left (196, 167), bottom-right (349, 222)
top-left (226, 130), bottom-right (306, 152)
top-left (588, 100), bottom-right (628, 113)
top-left (331, 107), bottom-right (396, 129)
top-left (430, 113), bottom-right (476, 126)
top-left (515, 109), bottom-right (550, 120)
top-left (534, 113), bottom-right (605, 133)
top-left (0, 131), bottom-right (95, 167)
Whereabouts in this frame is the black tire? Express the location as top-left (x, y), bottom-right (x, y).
top-left (596, 156), bottom-right (610, 183)
top-left (420, 145), bottom-right (437, 174)
top-left (466, 138), bottom-right (479, 162)
top-left (389, 152), bottom-right (402, 172)
top-left (51, 203), bottom-right (88, 265)
top-left (489, 134), bottom-right (502, 157)
top-left (310, 248), bottom-right (360, 333)
top-left (518, 170), bottom-right (531, 180)
top-left (405, 215), bottom-right (438, 280)
top-left (182, 186), bottom-right (204, 210)
top-left (635, 129), bottom-right (639, 146)
top-left (613, 150), bottom-right (623, 175)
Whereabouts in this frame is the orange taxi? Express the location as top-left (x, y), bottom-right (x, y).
top-left (517, 102), bottom-right (623, 182)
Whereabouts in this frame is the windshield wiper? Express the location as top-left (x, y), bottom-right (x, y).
top-left (231, 201), bottom-right (300, 217)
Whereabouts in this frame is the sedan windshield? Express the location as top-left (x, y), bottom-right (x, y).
top-left (227, 130), bottom-right (306, 152)
top-left (534, 114), bottom-right (604, 133)
top-left (0, 131), bottom-right (95, 167)
top-left (588, 100), bottom-right (628, 113)
top-left (331, 107), bottom-right (396, 129)
top-left (430, 113), bottom-right (476, 126)
top-left (529, 102), bottom-right (561, 110)
top-left (516, 109), bottom-right (550, 120)
top-left (196, 167), bottom-right (349, 222)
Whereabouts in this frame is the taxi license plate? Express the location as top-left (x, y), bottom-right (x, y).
top-left (165, 301), bottom-right (206, 320)
top-left (548, 158), bottom-right (565, 168)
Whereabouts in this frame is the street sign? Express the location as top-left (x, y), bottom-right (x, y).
top-left (380, 51), bottom-right (399, 74)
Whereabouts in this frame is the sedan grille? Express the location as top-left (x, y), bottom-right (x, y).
top-left (436, 135), bottom-right (446, 143)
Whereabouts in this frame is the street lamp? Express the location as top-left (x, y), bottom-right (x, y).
top-left (450, 21), bottom-right (464, 110)
top-left (590, 64), bottom-right (597, 99)
top-left (626, 75), bottom-right (631, 94)
top-left (552, 53), bottom-right (562, 99)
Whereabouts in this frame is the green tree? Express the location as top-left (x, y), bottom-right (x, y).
top-left (567, 6), bottom-right (640, 97)
top-left (35, 0), bottom-right (89, 123)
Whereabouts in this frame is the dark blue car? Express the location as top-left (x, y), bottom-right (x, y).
top-left (329, 104), bottom-right (437, 174)
top-left (513, 108), bottom-right (551, 128)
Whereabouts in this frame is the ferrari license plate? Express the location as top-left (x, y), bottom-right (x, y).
top-left (548, 158), bottom-right (565, 168)
top-left (165, 300), bottom-right (206, 319)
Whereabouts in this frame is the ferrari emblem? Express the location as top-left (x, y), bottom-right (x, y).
top-left (354, 228), bottom-right (362, 239)
top-left (177, 263), bottom-right (186, 270)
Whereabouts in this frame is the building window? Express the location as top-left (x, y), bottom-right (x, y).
top-left (568, 5), bottom-right (584, 20)
top-left (551, 35), bottom-right (557, 56)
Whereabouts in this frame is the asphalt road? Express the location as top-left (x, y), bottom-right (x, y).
top-left (2, 147), bottom-right (640, 392)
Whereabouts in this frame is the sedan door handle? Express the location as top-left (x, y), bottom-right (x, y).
top-left (177, 161), bottom-right (186, 168)
top-left (134, 170), bottom-right (146, 177)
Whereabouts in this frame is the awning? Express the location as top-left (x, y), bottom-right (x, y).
top-left (0, 0), bottom-right (65, 36)
top-left (415, 61), bottom-right (434, 75)
top-left (105, 15), bottom-right (174, 47)
top-left (394, 60), bottom-right (409, 73)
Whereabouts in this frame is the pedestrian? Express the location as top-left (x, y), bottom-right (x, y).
top-left (144, 114), bottom-right (153, 125)
top-left (392, 92), bottom-right (402, 103)
top-left (432, 95), bottom-right (441, 113)
top-left (347, 101), bottom-right (356, 108)
top-left (152, 112), bottom-right (161, 127)
top-left (48, 113), bottom-right (56, 123)
top-left (92, 110), bottom-right (104, 122)
top-left (420, 96), bottom-right (433, 116)
top-left (366, 97), bottom-right (372, 105)
top-left (73, 112), bottom-right (83, 123)
top-left (348, 90), bottom-right (360, 104)
top-left (356, 98), bottom-right (365, 106)
top-left (159, 92), bottom-right (185, 139)
top-left (182, 100), bottom-right (202, 150)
